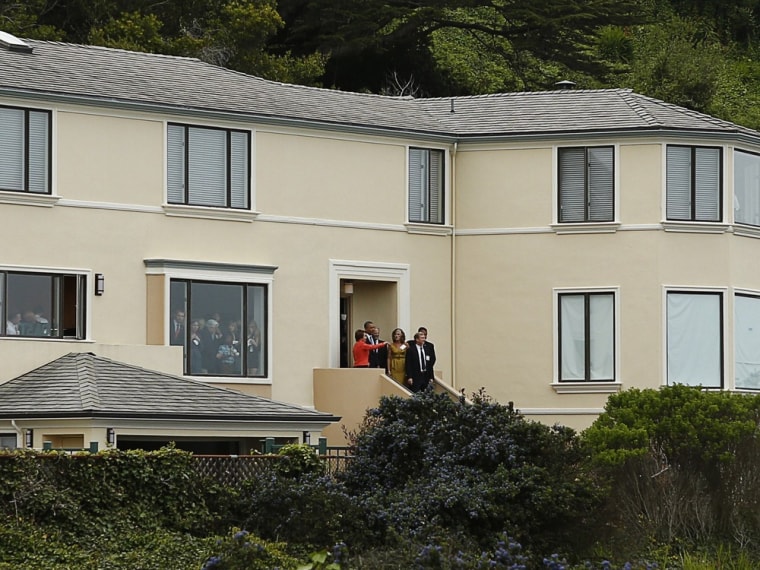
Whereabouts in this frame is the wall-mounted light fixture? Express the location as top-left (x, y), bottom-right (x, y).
top-left (25, 429), bottom-right (33, 448)
top-left (106, 427), bottom-right (115, 446)
top-left (343, 281), bottom-right (354, 295)
top-left (95, 273), bottom-right (105, 296)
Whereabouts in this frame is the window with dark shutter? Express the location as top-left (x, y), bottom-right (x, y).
top-left (558, 146), bottom-right (614, 223)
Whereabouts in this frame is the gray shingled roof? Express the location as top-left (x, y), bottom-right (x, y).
top-left (1, 37), bottom-right (758, 140)
top-left (0, 352), bottom-right (340, 422)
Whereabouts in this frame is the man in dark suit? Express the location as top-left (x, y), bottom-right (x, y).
top-left (369, 325), bottom-right (388, 372)
top-left (170, 308), bottom-right (185, 346)
top-left (418, 326), bottom-right (435, 355)
top-left (405, 331), bottom-right (435, 392)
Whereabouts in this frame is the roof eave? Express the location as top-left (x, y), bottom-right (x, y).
top-left (0, 410), bottom-right (341, 423)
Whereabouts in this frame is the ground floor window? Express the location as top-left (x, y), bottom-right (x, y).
top-left (666, 291), bottom-right (723, 388)
top-left (1, 271), bottom-right (86, 339)
top-left (170, 279), bottom-right (267, 378)
top-left (735, 293), bottom-right (760, 389)
top-left (0, 434), bottom-right (16, 449)
top-left (558, 291), bottom-right (615, 381)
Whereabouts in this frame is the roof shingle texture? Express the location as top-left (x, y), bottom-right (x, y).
top-left (1, 38), bottom-right (757, 139)
top-left (0, 352), bottom-right (337, 422)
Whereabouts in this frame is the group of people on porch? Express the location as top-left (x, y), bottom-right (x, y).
top-left (352, 321), bottom-right (436, 393)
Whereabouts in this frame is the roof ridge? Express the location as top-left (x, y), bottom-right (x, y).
top-left (633, 91), bottom-right (746, 132)
top-left (420, 87), bottom-right (633, 103)
top-left (75, 352), bottom-right (101, 410)
top-left (617, 90), bottom-right (661, 127)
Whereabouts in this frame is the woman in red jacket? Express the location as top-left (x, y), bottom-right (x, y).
top-left (352, 328), bottom-right (387, 367)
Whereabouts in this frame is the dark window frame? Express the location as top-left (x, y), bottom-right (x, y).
top-left (0, 271), bottom-right (86, 339)
top-left (170, 278), bottom-right (268, 378)
top-left (167, 122), bottom-right (251, 209)
top-left (0, 104), bottom-right (52, 194)
top-left (666, 145), bottom-right (723, 222)
top-left (557, 145), bottom-right (615, 223)
top-left (408, 147), bottom-right (445, 224)
top-left (558, 291), bottom-right (616, 382)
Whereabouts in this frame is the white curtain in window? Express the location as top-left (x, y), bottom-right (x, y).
top-left (0, 108), bottom-right (24, 191)
top-left (560, 295), bottom-right (586, 380)
top-left (735, 295), bottom-right (760, 389)
top-left (734, 150), bottom-right (760, 226)
top-left (667, 293), bottom-right (722, 387)
top-left (230, 131), bottom-right (249, 209)
top-left (589, 294), bottom-right (614, 379)
top-left (167, 124), bottom-right (186, 203)
top-left (408, 148), bottom-right (426, 222)
top-left (428, 149), bottom-right (443, 224)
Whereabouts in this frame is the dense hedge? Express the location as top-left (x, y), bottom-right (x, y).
top-left (2, 386), bottom-right (760, 568)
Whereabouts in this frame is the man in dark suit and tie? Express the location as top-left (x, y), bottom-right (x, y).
top-left (405, 331), bottom-right (435, 392)
top-left (170, 308), bottom-right (185, 346)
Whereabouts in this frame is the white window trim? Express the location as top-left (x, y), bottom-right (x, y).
top-left (0, 263), bottom-right (93, 342)
top-left (328, 259), bottom-right (411, 368)
top-left (661, 143), bottom-right (727, 230)
top-left (661, 285), bottom-right (727, 388)
top-left (551, 144), bottom-right (620, 233)
top-left (405, 144), bottom-right (449, 231)
top-left (731, 287), bottom-right (760, 392)
top-left (162, 120), bottom-right (255, 218)
top-left (551, 285), bottom-right (622, 393)
top-left (144, 259), bottom-right (275, 384)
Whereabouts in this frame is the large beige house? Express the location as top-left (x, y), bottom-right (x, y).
top-left (2, 31), bottom-right (760, 450)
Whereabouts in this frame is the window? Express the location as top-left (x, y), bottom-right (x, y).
top-left (666, 145), bottom-right (722, 221)
top-left (558, 146), bottom-right (614, 223)
top-left (0, 105), bottom-right (51, 194)
top-left (735, 294), bottom-right (760, 389)
top-left (170, 279), bottom-right (267, 378)
top-left (167, 123), bottom-right (250, 209)
top-left (558, 292), bottom-right (615, 381)
top-left (734, 150), bottom-right (760, 227)
top-left (666, 291), bottom-right (722, 387)
top-left (0, 434), bottom-right (16, 449)
top-left (408, 147), bottom-right (444, 224)
top-left (0, 271), bottom-right (86, 339)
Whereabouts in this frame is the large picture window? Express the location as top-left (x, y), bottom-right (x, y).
top-left (558, 146), bottom-right (614, 223)
top-left (734, 150), bottom-right (760, 227)
top-left (408, 147), bottom-right (444, 224)
top-left (167, 123), bottom-right (250, 209)
top-left (735, 294), bottom-right (760, 389)
top-left (558, 292), bottom-right (615, 381)
top-left (1, 271), bottom-right (86, 339)
top-left (170, 279), bottom-right (267, 378)
top-left (666, 291), bottom-right (722, 387)
top-left (666, 145), bottom-right (722, 222)
top-left (0, 106), bottom-right (51, 194)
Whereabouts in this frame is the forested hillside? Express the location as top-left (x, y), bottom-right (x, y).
top-left (4, 0), bottom-right (760, 128)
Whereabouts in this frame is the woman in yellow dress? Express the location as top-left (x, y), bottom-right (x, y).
top-left (387, 328), bottom-right (409, 386)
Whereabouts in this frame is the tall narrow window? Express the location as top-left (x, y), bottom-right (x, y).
top-left (666, 145), bottom-right (722, 221)
top-left (735, 294), bottom-right (760, 389)
top-left (167, 124), bottom-right (250, 209)
top-left (1, 271), bottom-right (86, 339)
top-left (734, 150), bottom-right (760, 227)
top-left (408, 148), bottom-right (444, 224)
top-left (667, 291), bottom-right (722, 387)
top-left (558, 146), bottom-right (614, 223)
top-left (0, 106), bottom-right (51, 194)
top-left (558, 292), bottom-right (615, 381)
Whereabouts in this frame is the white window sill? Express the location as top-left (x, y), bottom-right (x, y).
top-left (662, 221), bottom-right (729, 233)
top-left (163, 204), bottom-right (259, 222)
top-left (732, 224), bottom-right (760, 239)
top-left (551, 381), bottom-right (622, 394)
top-left (0, 191), bottom-right (59, 208)
top-left (550, 222), bottom-right (620, 234)
top-left (188, 375), bottom-right (271, 385)
top-left (404, 222), bottom-right (453, 236)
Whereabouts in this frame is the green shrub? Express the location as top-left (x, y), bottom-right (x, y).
top-left (338, 390), bottom-right (600, 557)
top-left (275, 443), bottom-right (325, 478)
top-left (200, 528), bottom-right (300, 570)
